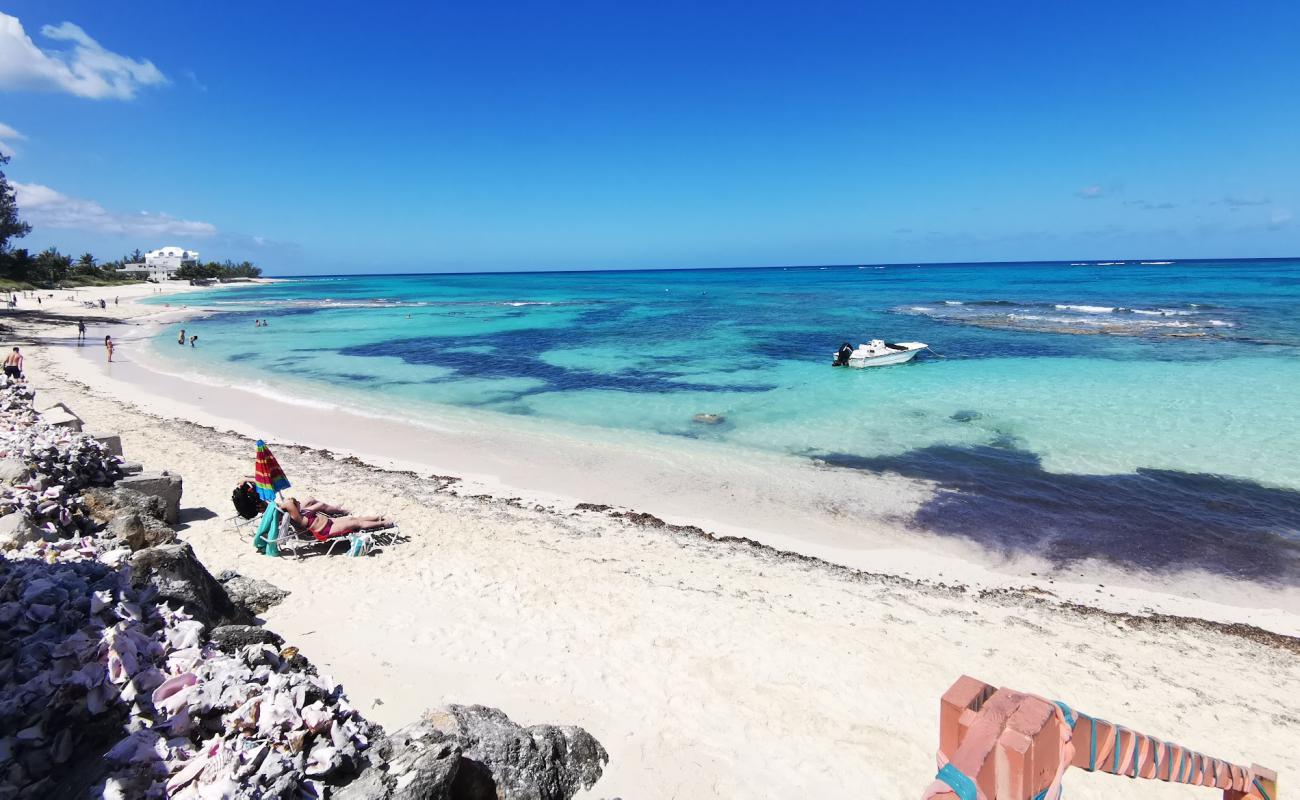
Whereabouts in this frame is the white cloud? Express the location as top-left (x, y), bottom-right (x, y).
top-left (1268, 209), bottom-right (1293, 230)
top-left (0, 13), bottom-right (167, 100)
top-left (0, 121), bottom-right (24, 155)
top-left (1076, 185), bottom-right (1104, 199)
top-left (8, 180), bottom-right (216, 238)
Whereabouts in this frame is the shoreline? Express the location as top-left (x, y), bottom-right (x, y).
top-left (6, 281), bottom-right (1299, 797)
top-left (17, 282), bottom-right (1300, 631)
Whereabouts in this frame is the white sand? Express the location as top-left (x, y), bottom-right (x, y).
top-left (7, 282), bottom-right (1298, 798)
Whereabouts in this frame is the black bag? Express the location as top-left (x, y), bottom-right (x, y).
top-left (232, 481), bottom-right (267, 519)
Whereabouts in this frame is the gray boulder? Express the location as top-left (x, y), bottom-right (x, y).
top-left (85, 432), bottom-right (124, 458)
top-left (0, 512), bottom-right (41, 550)
top-left (82, 487), bottom-right (166, 524)
top-left (337, 705), bottom-right (605, 800)
top-left (430, 705), bottom-right (607, 800)
top-left (106, 512), bottom-right (176, 551)
top-left (334, 718), bottom-right (462, 800)
top-left (208, 624), bottom-right (285, 651)
top-left (128, 542), bottom-right (250, 626)
top-left (216, 571), bottom-right (290, 616)
top-left (0, 458), bottom-right (29, 486)
top-left (115, 472), bottom-right (183, 524)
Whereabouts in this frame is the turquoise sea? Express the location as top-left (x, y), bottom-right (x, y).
top-left (148, 260), bottom-right (1300, 582)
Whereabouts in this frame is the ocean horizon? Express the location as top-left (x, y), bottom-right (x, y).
top-left (147, 257), bottom-right (1300, 583)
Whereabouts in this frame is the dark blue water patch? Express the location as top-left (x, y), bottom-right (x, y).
top-left (331, 372), bottom-right (379, 383)
top-left (344, 330), bottom-right (777, 396)
top-left (815, 442), bottom-right (1300, 583)
top-left (226, 351), bottom-right (259, 362)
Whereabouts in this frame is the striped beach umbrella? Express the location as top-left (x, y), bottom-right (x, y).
top-left (253, 439), bottom-right (291, 501)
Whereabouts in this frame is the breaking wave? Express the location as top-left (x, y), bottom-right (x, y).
top-left (897, 300), bottom-right (1240, 338)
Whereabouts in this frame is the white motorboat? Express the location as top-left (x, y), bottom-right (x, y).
top-left (832, 339), bottom-right (928, 368)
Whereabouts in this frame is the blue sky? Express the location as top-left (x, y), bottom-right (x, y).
top-left (1, 1), bottom-right (1297, 274)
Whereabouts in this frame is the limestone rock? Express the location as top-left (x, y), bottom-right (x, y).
top-left (0, 458), bottom-right (29, 486)
top-left (82, 486), bottom-right (166, 524)
top-left (128, 542), bottom-right (249, 626)
top-left (334, 719), bottom-right (462, 800)
top-left (208, 624), bottom-right (285, 651)
top-left (114, 472), bottom-right (183, 524)
top-left (426, 705), bottom-right (608, 800)
top-left (106, 511), bottom-right (176, 551)
top-left (216, 572), bottom-right (291, 616)
top-left (84, 432), bottom-right (124, 458)
top-left (0, 512), bottom-right (41, 550)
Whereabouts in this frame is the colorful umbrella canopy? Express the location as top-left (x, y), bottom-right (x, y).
top-left (254, 439), bottom-right (291, 501)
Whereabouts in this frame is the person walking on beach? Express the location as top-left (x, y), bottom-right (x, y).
top-left (178, 329), bottom-right (186, 346)
top-left (105, 335), bottom-right (115, 362)
top-left (3, 348), bottom-right (24, 381)
top-left (77, 320), bottom-right (86, 341)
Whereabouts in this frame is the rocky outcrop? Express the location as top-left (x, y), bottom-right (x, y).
top-left (0, 458), bottom-right (29, 486)
top-left (0, 512), bottom-right (42, 550)
top-left (334, 718), bottom-right (462, 800)
top-left (127, 542), bottom-right (250, 627)
top-left (114, 472), bottom-right (183, 525)
top-left (433, 705), bottom-right (608, 800)
top-left (81, 486), bottom-right (166, 525)
top-left (216, 570), bottom-right (290, 616)
top-left (207, 624), bottom-right (285, 651)
top-left (336, 705), bottom-right (607, 800)
top-left (106, 512), bottom-right (176, 551)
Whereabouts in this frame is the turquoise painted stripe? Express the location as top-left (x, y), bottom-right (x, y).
top-left (936, 763), bottom-right (978, 800)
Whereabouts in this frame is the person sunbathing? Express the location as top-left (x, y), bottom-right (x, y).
top-left (238, 478), bottom-right (350, 515)
top-left (276, 497), bottom-right (392, 539)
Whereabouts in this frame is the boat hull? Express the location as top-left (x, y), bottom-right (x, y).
top-left (846, 348), bottom-right (923, 368)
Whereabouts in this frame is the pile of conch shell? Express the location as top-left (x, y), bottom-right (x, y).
top-left (1, 382), bottom-right (124, 541)
top-left (0, 381), bottom-right (377, 799)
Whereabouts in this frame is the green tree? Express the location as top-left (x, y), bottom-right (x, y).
top-left (1, 248), bottom-right (32, 282)
top-left (74, 252), bottom-right (99, 276)
top-left (0, 153), bottom-right (32, 255)
top-left (32, 247), bottom-right (72, 285)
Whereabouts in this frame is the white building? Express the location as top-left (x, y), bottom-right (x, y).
top-left (119, 246), bottom-right (200, 280)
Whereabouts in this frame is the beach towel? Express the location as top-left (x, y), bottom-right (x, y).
top-left (253, 504), bottom-right (282, 556)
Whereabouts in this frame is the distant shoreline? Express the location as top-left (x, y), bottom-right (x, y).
top-left (263, 255), bottom-right (1300, 280)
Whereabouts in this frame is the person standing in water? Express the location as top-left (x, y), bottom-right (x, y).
top-left (178, 329), bottom-right (186, 346)
top-left (189, 334), bottom-right (198, 347)
top-left (105, 335), bottom-right (115, 362)
top-left (77, 320), bottom-right (86, 340)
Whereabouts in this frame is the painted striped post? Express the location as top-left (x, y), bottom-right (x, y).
top-left (922, 675), bottom-right (1278, 800)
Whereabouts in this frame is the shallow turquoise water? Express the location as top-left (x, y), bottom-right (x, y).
top-left (147, 260), bottom-right (1300, 579)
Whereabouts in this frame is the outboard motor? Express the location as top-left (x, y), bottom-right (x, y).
top-left (833, 342), bottom-right (854, 367)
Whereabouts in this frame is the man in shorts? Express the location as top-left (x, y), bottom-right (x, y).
top-left (3, 348), bottom-right (24, 380)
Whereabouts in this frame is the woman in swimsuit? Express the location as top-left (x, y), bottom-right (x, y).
top-left (276, 497), bottom-right (392, 539)
top-left (104, 335), bottom-right (115, 362)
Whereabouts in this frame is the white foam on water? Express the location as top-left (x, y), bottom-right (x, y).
top-left (1055, 304), bottom-right (1115, 313)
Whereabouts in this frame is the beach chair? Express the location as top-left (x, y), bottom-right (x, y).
top-left (274, 512), bottom-right (400, 559)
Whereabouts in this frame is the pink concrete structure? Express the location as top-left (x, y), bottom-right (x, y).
top-left (922, 675), bottom-right (1278, 800)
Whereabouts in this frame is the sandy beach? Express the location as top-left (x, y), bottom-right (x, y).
top-left (5, 282), bottom-right (1298, 798)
